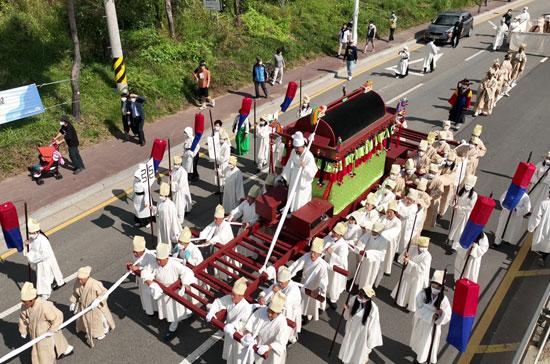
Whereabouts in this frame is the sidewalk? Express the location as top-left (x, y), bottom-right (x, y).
top-left (0, 0), bottom-right (527, 236)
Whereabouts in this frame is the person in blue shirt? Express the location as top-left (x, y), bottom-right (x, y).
top-left (252, 57), bottom-right (268, 99)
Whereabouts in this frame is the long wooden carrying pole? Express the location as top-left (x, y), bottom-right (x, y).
top-left (394, 209), bottom-right (419, 303)
top-left (24, 202), bottom-right (31, 282)
top-left (448, 160), bottom-right (465, 237)
top-left (428, 266), bottom-right (448, 364)
top-left (145, 164), bottom-right (154, 245)
top-left (209, 110), bottom-right (223, 203)
top-left (253, 99), bottom-right (257, 165)
top-left (168, 138), bottom-right (172, 198)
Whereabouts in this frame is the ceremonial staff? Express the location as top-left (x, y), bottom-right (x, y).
top-left (394, 209), bottom-right (419, 304)
top-left (428, 266), bottom-right (449, 364)
top-left (24, 202), bottom-right (31, 282)
top-left (167, 138), bottom-right (172, 199)
top-left (209, 109), bottom-right (223, 203)
top-left (448, 158), bottom-right (465, 239)
top-left (253, 99), bottom-right (257, 165)
top-left (145, 162), bottom-right (155, 245)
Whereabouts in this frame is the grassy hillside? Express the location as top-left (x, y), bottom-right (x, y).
top-left (0, 0), bottom-right (476, 179)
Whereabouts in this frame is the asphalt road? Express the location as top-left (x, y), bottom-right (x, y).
top-left (1, 1), bottom-right (550, 363)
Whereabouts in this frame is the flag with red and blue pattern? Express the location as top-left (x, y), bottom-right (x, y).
top-left (0, 202), bottom-right (24, 252)
top-left (459, 195), bottom-right (495, 249)
top-left (151, 139), bottom-right (167, 173)
top-left (280, 81), bottom-right (297, 112)
top-left (502, 162), bottom-right (536, 210)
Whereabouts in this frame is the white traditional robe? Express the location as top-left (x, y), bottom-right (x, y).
top-left (455, 233), bottom-right (489, 283)
top-left (423, 41), bottom-right (439, 71)
top-left (281, 149), bottom-right (318, 212)
top-left (207, 131), bottom-right (221, 161)
top-left (391, 248), bottom-right (432, 312)
top-left (256, 123), bottom-right (271, 169)
top-left (494, 191), bottom-right (531, 244)
top-left (531, 161), bottom-right (550, 211)
top-left (516, 11), bottom-right (530, 32)
top-left (207, 295), bottom-right (252, 362)
top-left (217, 142), bottom-right (231, 187)
top-left (338, 297), bottom-right (383, 364)
top-left (323, 235), bottom-right (348, 303)
top-left (134, 250), bottom-right (158, 315)
top-left (133, 178), bottom-right (151, 219)
top-left (183, 135), bottom-right (199, 174)
top-left (493, 22), bottom-right (508, 50)
top-left (449, 190), bottom-right (478, 250)
top-left (528, 198), bottom-right (550, 253)
top-left (223, 166), bottom-right (245, 212)
top-left (374, 187), bottom-right (396, 212)
top-left (380, 215), bottom-right (402, 275)
top-left (231, 201), bottom-right (259, 258)
top-left (397, 49), bottom-right (410, 76)
top-left (289, 253), bottom-right (328, 321)
top-left (344, 223), bottom-right (363, 277)
top-left (262, 281), bottom-right (302, 340)
top-left (243, 307), bottom-right (290, 364)
top-left (199, 220), bottom-right (235, 279)
top-left (173, 242), bottom-right (204, 266)
top-left (156, 198), bottom-right (182, 245)
top-left (357, 233), bottom-right (388, 289)
top-left (25, 234), bottom-right (64, 297)
top-left (397, 201), bottom-right (419, 254)
top-left (171, 166), bottom-right (192, 224)
top-left (410, 290), bottom-right (451, 364)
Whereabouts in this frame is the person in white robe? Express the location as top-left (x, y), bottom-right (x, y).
top-left (343, 212), bottom-right (365, 278)
top-left (515, 7), bottom-right (531, 33)
top-left (223, 156), bottom-right (245, 212)
top-left (391, 236), bottom-right (432, 312)
top-left (530, 151), bottom-right (550, 212)
top-left (279, 131), bottom-right (318, 212)
top-left (217, 129), bottom-right (232, 188)
top-left (455, 232), bottom-right (489, 283)
top-left (380, 200), bottom-right (402, 275)
top-left (171, 156), bottom-right (192, 225)
top-left (289, 238), bottom-right (328, 323)
top-left (449, 175), bottom-right (478, 253)
top-left (494, 190), bottom-right (531, 246)
top-left (299, 95), bottom-right (313, 118)
top-left (256, 115), bottom-right (272, 171)
top-left (357, 222), bottom-right (388, 289)
top-left (323, 222), bottom-right (349, 309)
top-left (395, 46), bottom-right (410, 78)
top-left (24, 218), bottom-right (65, 299)
top-left (259, 266), bottom-right (302, 343)
top-left (338, 285), bottom-right (382, 364)
top-left (206, 277), bottom-right (253, 363)
top-left (528, 194), bottom-right (550, 266)
top-left (133, 168), bottom-right (152, 228)
top-left (173, 226), bottom-right (204, 266)
top-left (374, 179), bottom-right (396, 212)
top-left (423, 38), bottom-right (439, 73)
top-left (199, 205), bottom-right (235, 279)
top-left (355, 192), bottom-right (380, 227)
top-left (156, 182), bottom-right (182, 245)
top-left (142, 243), bottom-right (196, 340)
top-left (207, 119), bottom-right (223, 163)
top-left (229, 185), bottom-right (261, 258)
top-left (493, 18), bottom-right (509, 51)
top-left (183, 127), bottom-right (199, 175)
top-left (128, 236), bottom-right (157, 315)
top-left (410, 270), bottom-right (451, 364)
top-left (242, 291), bottom-right (290, 364)
top-left (397, 189), bottom-right (420, 254)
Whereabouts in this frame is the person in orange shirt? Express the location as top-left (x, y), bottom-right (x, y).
top-left (193, 60), bottom-right (215, 110)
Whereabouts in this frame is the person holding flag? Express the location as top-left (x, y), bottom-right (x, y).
top-left (171, 155), bottom-right (192, 225)
top-left (531, 151), bottom-right (550, 211)
top-left (132, 167), bottom-right (152, 228)
top-left (232, 109), bottom-right (250, 156)
top-left (528, 191), bottom-right (550, 266)
top-left (494, 188), bottom-right (532, 246)
top-left (155, 183), bottom-right (181, 245)
top-left (449, 175), bottom-right (478, 254)
top-left (455, 231), bottom-right (489, 283)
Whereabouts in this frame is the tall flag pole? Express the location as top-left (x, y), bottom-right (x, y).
top-left (0, 202), bottom-right (24, 253)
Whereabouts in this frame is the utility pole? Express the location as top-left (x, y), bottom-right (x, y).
top-left (352, 0), bottom-right (360, 44)
top-left (104, 0), bottom-right (128, 93)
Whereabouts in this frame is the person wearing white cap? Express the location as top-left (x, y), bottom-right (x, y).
top-left (455, 231), bottom-right (489, 283)
top-left (530, 151), bottom-right (550, 212)
top-left (391, 236), bottom-right (432, 312)
top-left (358, 192), bottom-right (380, 227)
top-left (70, 266), bottom-right (116, 346)
top-left (199, 204), bottom-right (234, 247)
top-left (128, 235), bottom-right (158, 315)
top-left (215, 129), bottom-right (232, 188)
top-left (256, 114), bottom-right (273, 171)
top-left (289, 237), bottom-right (329, 323)
top-left (156, 182), bottom-right (182, 245)
top-left (343, 212), bottom-right (365, 276)
top-left (423, 163), bottom-right (444, 230)
top-left (133, 167), bottom-right (152, 228)
top-left (494, 188), bottom-right (531, 246)
top-left (24, 218), bottom-right (65, 299)
top-left (323, 222), bottom-right (349, 309)
top-left (386, 164), bottom-right (406, 198)
top-left (183, 127), bottom-right (199, 177)
top-left (464, 136), bottom-right (486, 179)
top-left (299, 95), bottom-right (313, 117)
top-left (515, 7), bottom-right (530, 32)
top-left (173, 226), bottom-right (204, 266)
top-left (259, 266), bottom-right (303, 344)
top-left (374, 178), bottom-right (396, 212)
top-left (142, 243), bottom-right (196, 340)
top-left (280, 131), bottom-right (318, 212)
top-left (357, 222), bottom-right (389, 289)
top-left (397, 189), bottom-right (420, 255)
top-left (378, 200), bottom-right (402, 276)
top-left (229, 185), bottom-right (260, 233)
top-left (222, 155), bottom-right (245, 212)
top-left (338, 285), bottom-right (382, 364)
top-left (410, 270), bottom-right (451, 364)
top-left (395, 46), bottom-right (410, 78)
top-left (241, 291), bottom-right (290, 364)
top-left (438, 150), bottom-right (459, 216)
top-left (19, 282), bottom-right (74, 362)
top-left (434, 120), bottom-right (454, 142)
top-left (171, 155), bottom-right (192, 224)
top-left (449, 175), bottom-right (478, 253)
top-left (528, 191), bottom-right (550, 266)
top-left (206, 277), bottom-right (253, 362)
top-left (415, 178), bottom-right (432, 237)
top-left (414, 140), bottom-right (431, 175)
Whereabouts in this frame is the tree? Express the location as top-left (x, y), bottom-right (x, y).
top-left (165, 0), bottom-right (176, 39)
top-left (235, 0), bottom-right (241, 27)
top-left (67, 0), bottom-right (81, 121)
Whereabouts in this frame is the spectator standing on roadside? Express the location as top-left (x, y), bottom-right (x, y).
top-left (343, 41), bottom-right (358, 81)
top-left (120, 91), bottom-right (133, 142)
top-left (270, 48), bottom-right (285, 85)
top-left (364, 20), bottom-right (377, 53)
top-left (193, 60), bottom-right (215, 110)
top-left (503, 9), bottom-right (513, 28)
top-left (128, 92), bottom-right (147, 146)
top-left (389, 12), bottom-right (397, 41)
top-left (451, 16), bottom-right (464, 48)
top-left (338, 23), bottom-right (351, 57)
top-left (252, 57), bottom-right (268, 99)
top-left (54, 115), bottom-right (85, 174)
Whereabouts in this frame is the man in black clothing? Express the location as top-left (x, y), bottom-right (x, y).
top-left (54, 115), bottom-right (85, 174)
top-left (503, 9), bottom-right (513, 28)
top-left (451, 16), bottom-right (464, 48)
top-left (128, 93), bottom-right (146, 146)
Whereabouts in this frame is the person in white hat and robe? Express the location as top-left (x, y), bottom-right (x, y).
top-left (397, 189), bottom-right (420, 255)
top-left (19, 282), bottom-right (74, 363)
top-left (410, 270), bottom-right (451, 364)
top-left (343, 212), bottom-right (365, 276)
top-left (438, 150), bottom-right (459, 216)
top-left (216, 129), bottom-right (232, 189)
top-left (171, 155), bottom-right (192, 224)
top-left (142, 243), bottom-right (196, 341)
top-left (415, 178), bottom-right (432, 236)
top-left (70, 266), bottom-right (116, 346)
top-left (133, 167), bottom-right (152, 228)
top-left (494, 188), bottom-right (531, 246)
top-left (392, 236), bottom-right (432, 312)
top-left (379, 200), bottom-right (402, 276)
top-left (173, 226), bottom-right (204, 266)
top-left (449, 175), bottom-right (478, 253)
top-left (222, 156), bottom-right (245, 212)
top-left (385, 164), bottom-right (406, 198)
top-left (199, 204), bottom-right (235, 279)
top-left (256, 114), bottom-right (273, 171)
top-left (289, 237), bottom-right (328, 323)
top-left (206, 277), bottom-right (253, 362)
top-left (323, 222), bottom-right (349, 309)
top-left (530, 151), bottom-right (550, 212)
top-left (338, 285), bottom-right (382, 364)
top-left (279, 131), bottom-right (318, 213)
top-left (229, 185), bottom-right (261, 257)
top-left (357, 222), bottom-right (388, 289)
top-left (259, 266), bottom-right (302, 344)
top-left (423, 163), bottom-right (444, 229)
top-left (455, 231), bottom-right (489, 283)
top-left (414, 140), bottom-right (431, 175)
top-left (128, 236), bottom-right (157, 315)
top-left (515, 7), bottom-right (530, 32)
top-left (156, 182), bottom-right (182, 245)
top-left (356, 192), bottom-right (380, 227)
top-left (23, 218), bottom-right (65, 299)
top-left (528, 191), bottom-right (550, 266)
top-left (299, 95), bottom-right (313, 117)
top-left (183, 127), bottom-right (199, 178)
top-left (403, 158), bottom-right (418, 187)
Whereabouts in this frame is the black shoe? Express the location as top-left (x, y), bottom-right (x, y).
top-left (163, 330), bottom-right (177, 341)
top-left (301, 315), bottom-right (309, 325)
top-left (384, 273), bottom-right (390, 277)
top-left (52, 282), bottom-right (65, 291)
top-left (329, 301), bottom-right (338, 310)
top-left (393, 253), bottom-right (399, 262)
top-left (214, 191), bottom-right (221, 195)
top-left (446, 249), bottom-right (456, 256)
top-left (73, 169), bottom-right (82, 175)
top-left (58, 350), bottom-right (74, 359)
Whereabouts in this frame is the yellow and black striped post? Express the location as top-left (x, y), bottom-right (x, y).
top-left (113, 56), bottom-right (128, 89)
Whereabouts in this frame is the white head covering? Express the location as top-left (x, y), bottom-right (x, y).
top-left (133, 236), bottom-right (146, 252)
top-left (77, 266), bottom-right (92, 279)
top-left (21, 282), bottom-right (37, 301)
top-left (232, 277), bottom-right (248, 295)
top-left (277, 266), bottom-right (292, 283)
top-left (156, 243), bottom-right (171, 260)
top-left (269, 291), bottom-right (286, 313)
top-left (292, 131), bottom-right (305, 147)
top-left (28, 218), bottom-right (40, 233)
top-left (184, 127), bottom-right (194, 138)
top-left (431, 270), bottom-right (445, 285)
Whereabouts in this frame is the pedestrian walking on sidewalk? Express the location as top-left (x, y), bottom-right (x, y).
top-left (338, 23), bottom-right (351, 57)
top-left (252, 57), bottom-right (268, 98)
top-left (193, 60), bottom-right (215, 110)
top-left (451, 16), bottom-right (464, 48)
top-left (343, 41), bottom-right (358, 81)
top-left (364, 20), bottom-right (377, 53)
top-left (270, 48), bottom-right (285, 85)
top-left (129, 92), bottom-right (147, 146)
top-left (389, 11), bottom-right (397, 41)
top-left (54, 115), bottom-right (85, 174)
